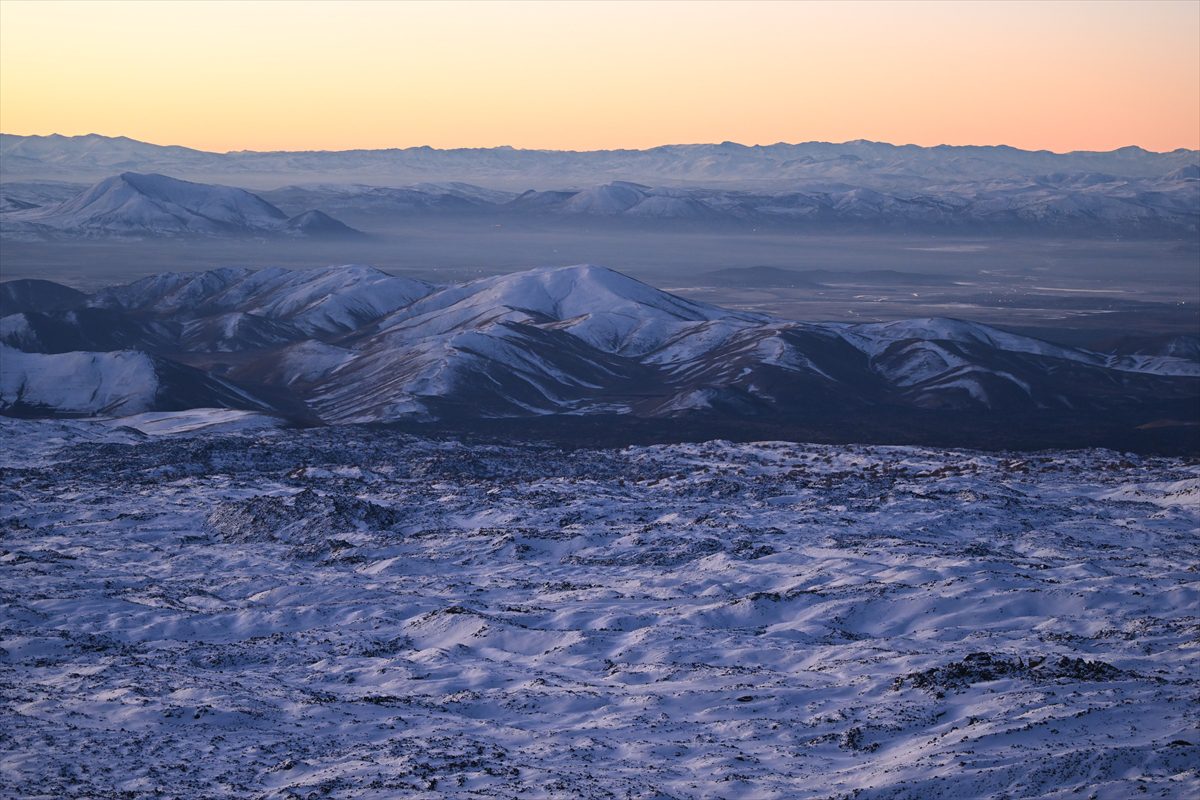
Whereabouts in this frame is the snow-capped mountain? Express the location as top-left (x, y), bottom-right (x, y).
top-left (3, 133), bottom-right (1196, 190)
top-left (0, 172), bottom-right (362, 238)
top-left (2, 264), bottom-right (1196, 448)
top-left (5, 167), bottom-right (1195, 236)
top-left (88, 264), bottom-right (437, 336)
top-left (560, 181), bottom-right (650, 214)
top-left (3, 135), bottom-right (1195, 233)
top-left (257, 176), bottom-right (1200, 234)
top-left (283, 209), bottom-right (363, 237)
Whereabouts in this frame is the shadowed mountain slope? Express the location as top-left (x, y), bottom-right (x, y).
top-left (2, 264), bottom-right (1196, 450)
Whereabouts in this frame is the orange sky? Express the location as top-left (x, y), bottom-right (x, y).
top-left (1, 0), bottom-right (1197, 153)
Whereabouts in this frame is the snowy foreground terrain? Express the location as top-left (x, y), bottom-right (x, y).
top-left (1, 412), bottom-right (1197, 799)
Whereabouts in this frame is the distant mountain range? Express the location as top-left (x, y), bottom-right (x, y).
top-left (3, 170), bottom-right (1197, 237)
top-left (2, 264), bottom-right (1196, 449)
top-left (4, 133), bottom-right (1196, 190)
top-left (0, 172), bottom-right (362, 239)
top-left (3, 133), bottom-right (1196, 235)
top-left (261, 172), bottom-right (1200, 235)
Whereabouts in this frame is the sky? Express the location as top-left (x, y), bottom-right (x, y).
top-left (1, 0), bottom-right (1197, 154)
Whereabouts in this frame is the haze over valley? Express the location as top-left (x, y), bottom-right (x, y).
top-left (2, 134), bottom-right (1197, 357)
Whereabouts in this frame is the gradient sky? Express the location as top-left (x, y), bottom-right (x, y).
top-left (2, 0), bottom-right (1197, 153)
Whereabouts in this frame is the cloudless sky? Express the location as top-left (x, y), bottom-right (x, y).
top-left (1, 0), bottom-right (1197, 153)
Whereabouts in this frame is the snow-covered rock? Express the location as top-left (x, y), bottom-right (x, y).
top-left (0, 422), bottom-right (1195, 798)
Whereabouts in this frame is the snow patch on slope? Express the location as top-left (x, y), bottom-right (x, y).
top-left (0, 344), bottom-right (159, 415)
top-left (93, 264), bottom-right (437, 336)
top-left (372, 264), bottom-right (761, 356)
top-left (101, 408), bottom-right (285, 436)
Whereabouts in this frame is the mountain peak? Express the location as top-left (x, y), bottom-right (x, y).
top-left (285, 209), bottom-right (364, 237)
top-left (4, 172), bottom-right (359, 238)
top-left (3, 265), bottom-right (1196, 433)
top-left (89, 265), bottom-right (436, 337)
top-left (464, 263), bottom-right (710, 318)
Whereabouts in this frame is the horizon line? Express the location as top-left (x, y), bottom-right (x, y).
top-left (3, 131), bottom-right (1197, 158)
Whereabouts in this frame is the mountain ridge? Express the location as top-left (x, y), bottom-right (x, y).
top-left (2, 264), bottom-right (1196, 451)
top-left (4, 133), bottom-right (1196, 193)
top-left (7, 172), bottom-right (1195, 237)
top-left (5, 131), bottom-right (1196, 158)
top-left (1, 172), bottom-right (363, 238)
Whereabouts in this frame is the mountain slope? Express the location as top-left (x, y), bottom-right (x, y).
top-left (1, 172), bottom-right (361, 238)
top-left (284, 209), bottom-right (364, 237)
top-left (88, 264), bottom-right (436, 338)
top-left (361, 264), bottom-right (758, 356)
top-left (1, 265), bottom-right (1196, 447)
top-left (0, 278), bottom-right (88, 316)
top-left (0, 344), bottom-right (278, 417)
